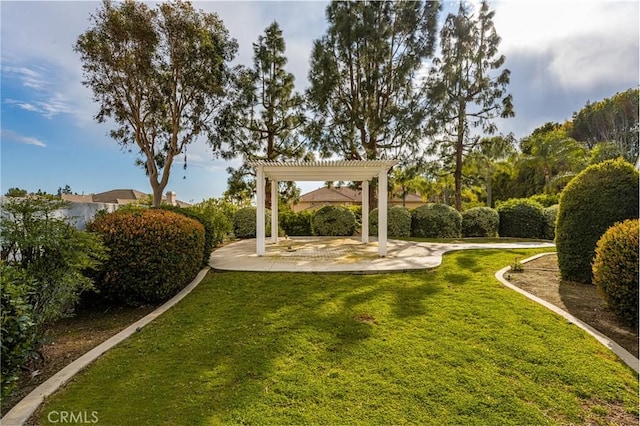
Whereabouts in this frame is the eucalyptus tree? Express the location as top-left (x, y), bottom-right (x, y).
top-left (306, 0), bottom-right (440, 209)
top-left (75, 0), bottom-right (238, 206)
top-left (214, 22), bottom-right (307, 208)
top-left (425, 0), bottom-right (514, 211)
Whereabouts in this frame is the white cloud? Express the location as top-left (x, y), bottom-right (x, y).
top-left (1, 129), bottom-right (47, 147)
top-left (493, 1), bottom-right (639, 90)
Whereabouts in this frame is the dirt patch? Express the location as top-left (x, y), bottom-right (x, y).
top-left (505, 253), bottom-right (638, 358)
top-left (1, 304), bottom-right (156, 417)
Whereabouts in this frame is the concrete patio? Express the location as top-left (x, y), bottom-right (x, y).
top-left (209, 237), bottom-right (556, 273)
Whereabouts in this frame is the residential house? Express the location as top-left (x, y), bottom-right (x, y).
top-left (292, 186), bottom-right (424, 212)
top-left (62, 189), bottom-right (191, 207)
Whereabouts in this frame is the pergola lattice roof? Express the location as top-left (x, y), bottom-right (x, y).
top-left (247, 160), bottom-right (398, 181)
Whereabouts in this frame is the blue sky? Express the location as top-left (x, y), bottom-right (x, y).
top-left (1, 1), bottom-right (638, 204)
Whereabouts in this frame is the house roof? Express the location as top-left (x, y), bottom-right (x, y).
top-left (299, 187), bottom-right (359, 203)
top-left (62, 189), bottom-right (191, 207)
top-left (298, 186), bottom-right (423, 205)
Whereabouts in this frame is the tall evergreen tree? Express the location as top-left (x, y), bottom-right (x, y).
top-left (214, 22), bottom-right (306, 208)
top-left (425, 1), bottom-right (514, 211)
top-left (306, 0), bottom-right (440, 209)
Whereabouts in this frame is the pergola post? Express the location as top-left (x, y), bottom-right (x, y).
top-left (378, 170), bottom-right (388, 256)
top-left (361, 180), bottom-right (369, 243)
top-left (271, 179), bottom-right (278, 244)
top-left (256, 166), bottom-right (266, 256)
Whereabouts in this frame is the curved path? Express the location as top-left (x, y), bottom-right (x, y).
top-left (210, 236), bottom-right (555, 273)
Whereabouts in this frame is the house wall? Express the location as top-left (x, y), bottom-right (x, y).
top-left (292, 200), bottom-right (355, 213)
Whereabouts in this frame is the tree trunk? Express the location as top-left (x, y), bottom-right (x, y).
top-left (150, 180), bottom-right (165, 207)
top-left (454, 100), bottom-right (466, 211)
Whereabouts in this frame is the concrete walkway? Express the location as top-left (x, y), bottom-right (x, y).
top-left (210, 237), bottom-right (555, 273)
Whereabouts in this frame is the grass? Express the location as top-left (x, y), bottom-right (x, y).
top-left (37, 249), bottom-right (638, 425)
top-left (399, 236), bottom-right (553, 243)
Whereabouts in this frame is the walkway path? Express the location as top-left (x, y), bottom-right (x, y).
top-left (210, 237), bottom-right (555, 273)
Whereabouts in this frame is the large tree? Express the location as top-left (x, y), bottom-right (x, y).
top-left (75, 0), bottom-right (238, 206)
top-left (306, 0), bottom-right (440, 209)
top-left (569, 88), bottom-right (639, 162)
top-left (425, 1), bottom-right (514, 211)
top-left (214, 22), bottom-right (306, 208)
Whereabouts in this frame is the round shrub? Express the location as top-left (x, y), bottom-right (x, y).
top-left (233, 207), bottom-right (272, 239)
top-left (542, 205), bottom-right (559, 240)
top-left (496, 198), bottom-right (545, 238)
top-left (156, 205), bottom-right (214, 267)
top-left (461, 207), bottom-right (499, 237)
top-left (411, 203), bottom-right (462, 238)
top-left (592, 219), bottom-right (639, 327)
top-left (88, 209), bottom-right (205, 306)
top-left (528, 193), bottom-right (559, 208)
top-left (311, 205), bottom-right (356, 236)
top-left (279, 210), bottom-right (313, 236)
top-left (556, 159), bottom-right (639, 283)
top-left (369, 206), bottom-right (412, 238)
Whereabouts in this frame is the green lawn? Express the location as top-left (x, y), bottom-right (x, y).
top-left (39, 249), bottom-right (638, 425)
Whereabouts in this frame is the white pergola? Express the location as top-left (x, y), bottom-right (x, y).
top-left (247, 160), bottom-right (399, 257)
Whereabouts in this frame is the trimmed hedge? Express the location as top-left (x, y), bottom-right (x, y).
top-left (369, 206), bottom-right (412, 238)
top-left (411, 203), bottom-right (462, 238)
top-left (556, 159), bottom-right (639, 283)
top-left (496, 198), bottom-right (545, 238)
top-left (88, 209), bottom-right (205, 306)
top-left (233, 207), bottom-right (272, 238)
top-left (593, 219), bottom-right (639, 327)
top-left (156, 205), bottom-right (214, 267)
top-left (311, 205), bottom-right (356, 236)
top-left (461, 207), bottom-right (499, 237)
top-left (279, 210), bottom-right (313, 236)
top-left (528, 193), bottom-right (559, 208)
top-left (542, 205), bottom-right (559, 241)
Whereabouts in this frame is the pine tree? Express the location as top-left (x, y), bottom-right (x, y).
top-left (306, 1), bottom-right (440, 209)
top-left (215, 22), bottom-right (306, 208)
top-left (426, 1), bottom-right (514, 211)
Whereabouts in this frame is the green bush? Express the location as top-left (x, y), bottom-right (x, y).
top-left (88, 209), bottom-right (204, 306)
top-left (496, 198), bottom-right (545, 238)
top-left (347, 205), bottom-right (362, 228)
top-left (190, 198), bottom-right (239, 245)
top-left (156, 205), bottom-right (214, 267)
top-left (1, 262), bottom-right (36, 400)
top-left (369, 206), bottom-right (412, 238)
top-left (0, 196), bottom-right (106, 327)
top-left (411, 203), bottom-right (462, 238)
top-left (233, 207), bottom-right (272, 239)
top-left (461, 207), bottom-right (499, 237)
top-left (592, 219), bottom-right (639, 327)
top-left (280, 210), bottom-right (313, 236)
top-left (311, 205), bottom-right (356, 236)
top-left (542, 205), bottom-right (559, 240)
top-left (556, 159), bottom-right (639, 283)
top-left (528, 193), bottom-right (559, 207)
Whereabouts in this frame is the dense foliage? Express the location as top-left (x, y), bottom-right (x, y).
top-left (1, 263), bottom-right (36, 400)
top-left (191, 197), bottom-right (242, 244)
top-left (369, 206), bottom-right (412, 238)
top-left (156, 205), bottom-right (214, 267)
top-left (0, 197), bottom-right (106, 327)
top-left (411, 203), bottom-right (462, 238)
top-left (542, 205), bottom-right (559, 241)
top-left (233, 207), bottom-right (272, 238)
top-left (75, 1), bottom-right (238, 205)
top-left (496, 198), bottom-right (545, 239)
top-left (279, 210), bottom-right (313, 236)
top-left (311, 206), bottom-right (356, 237)
top-left (461, 207), bottom-right (499, 237)
top-left (556, 159), bottom-right (639, 283)
top-left (88, 209), bottom-right (204, 306)
top-left (592, 219), bottom-right (639, 327)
